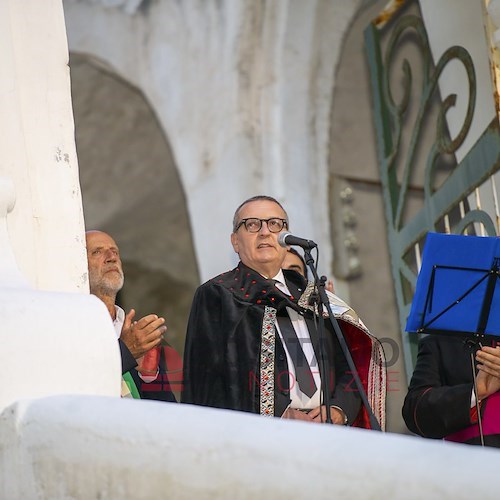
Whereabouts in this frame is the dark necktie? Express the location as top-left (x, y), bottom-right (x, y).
top-left (276, 312), bottom-right (317, 398)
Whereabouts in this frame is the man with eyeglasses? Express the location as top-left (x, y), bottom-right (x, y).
top-left (182, 195), bottom-right (385, 428)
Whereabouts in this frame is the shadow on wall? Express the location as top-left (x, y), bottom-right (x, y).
top-left (70, 53), bottom-right (199, 356)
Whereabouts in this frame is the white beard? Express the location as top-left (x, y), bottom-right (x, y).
top-left (89, 268), bottom-right (124, 296)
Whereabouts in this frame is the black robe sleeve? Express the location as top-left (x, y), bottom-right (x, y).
top-left (181, 277), bottom-right (275, 413)
top-left (119, 338), bottom-right (137, 375)
top-left (402, 335), bottom-right (474, 438)
top-left (181, 283), bottom-right (227, 407)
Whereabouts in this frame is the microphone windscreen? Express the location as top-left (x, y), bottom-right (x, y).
top-left (278, 232), bottom-right (291, 248)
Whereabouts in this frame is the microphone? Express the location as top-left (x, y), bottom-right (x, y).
top-left (278, 231), bottom-right (317, 250)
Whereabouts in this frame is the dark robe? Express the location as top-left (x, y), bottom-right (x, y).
top-left (402, 335), bottom-right (500, 447)
top-left (182, 262), bottom-right (385, 428)
top-left (119, 339), bottom-right (137, 375)
top-left (118, 313), bottom-right (177, 402)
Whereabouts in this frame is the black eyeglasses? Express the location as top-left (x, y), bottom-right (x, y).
top-left (235, 218), bottom-right (288, 233)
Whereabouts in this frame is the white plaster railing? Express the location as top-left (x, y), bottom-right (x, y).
top-left (1, 395), bottom-right (500, 499)
top-left (0, 176), bottom-right (121, 414)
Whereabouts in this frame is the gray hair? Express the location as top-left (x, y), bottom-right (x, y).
top-left (232, 195), bottom-right (289, 232)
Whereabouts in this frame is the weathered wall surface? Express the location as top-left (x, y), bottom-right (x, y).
top-left (62, 0), bottom-right (369, 383)
top-left (0, 2), bottom-right (121, 494)
top-left (63, 0), bottom-right (365, 283)
top-left (0, 0), bottom-right (87, 291)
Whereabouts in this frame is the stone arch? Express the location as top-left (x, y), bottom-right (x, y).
top-left (328, 0), bottom-right (407, 433)
top-left (70, 52), bottom-right (199, 356)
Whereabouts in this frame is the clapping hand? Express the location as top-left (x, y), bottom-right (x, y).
top-left (120, 308), bottom-right (166, 360)
top-left (476, 345), bottom-right (500, 400)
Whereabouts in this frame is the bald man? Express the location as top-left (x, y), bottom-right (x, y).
top-left (86, 230), bottom-right (175, 401)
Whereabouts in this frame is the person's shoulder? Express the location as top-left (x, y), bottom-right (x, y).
top-left (283, 268), bottom-right (307, 289)
top-left (418, 334), bottom-right (467, 352)
top-left (194, 266), bottom-right (239, 296)
top-left (203, 267), bottom-right (238, 287)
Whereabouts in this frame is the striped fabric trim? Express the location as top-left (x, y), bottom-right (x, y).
top-left (367, 335), bottom-right (387, 431)
top-left (260, 306), bottom-right (277, 417)
top-left (122, 372), bottom-right (141, 399)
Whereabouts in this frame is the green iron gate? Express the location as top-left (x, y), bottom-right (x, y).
top-left (364, 0), bottom-right (500, 379)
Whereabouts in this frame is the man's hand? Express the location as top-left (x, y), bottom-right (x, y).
top-left (282, 408), bottom-right (314, 421)
top-left (309, 405), bottom-right (346, 425)
top-left (120, 308), bottom-right (166, 360)
top-left (282, 405), bottom-right (346, 424)
top-left (476, 345), bottom-right (500, 400)
top-left (326, 280), bottom-right (335, 294)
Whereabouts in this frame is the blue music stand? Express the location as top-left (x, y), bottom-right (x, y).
top-left (406, 233), bottom-right (500, 339)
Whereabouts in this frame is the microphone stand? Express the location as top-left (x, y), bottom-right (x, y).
top-left (464, 339), bottom-right (485, 446)
top-left (308, 273), bottom-right (333, 424)
top-left (304, 247), bottom-right (381, 431)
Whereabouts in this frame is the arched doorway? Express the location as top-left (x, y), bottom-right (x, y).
top-left (71, 53), bottom-right (199, 357)
top-left (328, 0), bottom-right (409, 433)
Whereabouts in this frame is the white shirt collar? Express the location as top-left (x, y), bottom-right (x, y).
top-left (272, 269), bottom-right (286, 285)
top-left (272, 269), bottom-right (292, 295)
top-left (113, 305), bottom-right (125, 338)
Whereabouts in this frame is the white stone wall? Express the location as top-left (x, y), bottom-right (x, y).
top-left (420, 0), bottom-right (496, 162)
top-left (0, 0), bottom-right (121, 484)
top-left (62, 0), bottom-right (364, 282)
top-left (0, 0), bottom-right (87, 292)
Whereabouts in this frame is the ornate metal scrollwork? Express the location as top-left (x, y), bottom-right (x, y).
top-left (365, 0), bottom-right (500, 374)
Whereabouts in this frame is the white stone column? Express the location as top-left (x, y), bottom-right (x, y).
top-left (0, 0), bottom-right (121, 414)
top-left (0, 0), bottom-right (88, 292)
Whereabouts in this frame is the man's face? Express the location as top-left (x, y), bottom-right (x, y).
top-left (230, 200), bottom-right (289, 277)
top-left (86, 231), bottom-right (124, 296)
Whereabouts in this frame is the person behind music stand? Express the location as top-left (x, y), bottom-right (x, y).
top-left (402, 334), bottom-right (500, 447)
